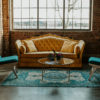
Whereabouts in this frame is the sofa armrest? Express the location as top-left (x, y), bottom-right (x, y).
top-left (74, 40), bottom-right (85, 59)
top-left (15, 40), bottom-right (22, 57)
top-left (74, 44), bottom-right (80, 58)
top-left (20, 45), bottom-right (26, 54)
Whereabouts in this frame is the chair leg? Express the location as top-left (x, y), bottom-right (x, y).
top-left (13, 66), bottom-right (18, 79)
top-left (89, 67), bottom-right (96, 81)
top-left (15, 64), bottom-right (18, 73)
top-left (14, 66), bottom-right (17, 72)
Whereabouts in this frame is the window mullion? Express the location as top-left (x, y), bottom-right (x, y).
top-left (46, 0), bottom-right (47, 29)
top-left (29, 0), bottom-right (30, 29)
top-left (89, 0), bottom-right (92, 30)
top-left (12, 0), bottom-right (14, 30)
top-left (54, 0), bottom-right (56, 29)
top-left (72, 0), bottom-right (73, 29)
top-left (63, 0), bottom-right (65, 29)
top-left (21, 0), bottom-right (22, 29)
top-left (37, 0), bottom-right (39, 29)
top-left (80, 0), bottom-right (82, 29)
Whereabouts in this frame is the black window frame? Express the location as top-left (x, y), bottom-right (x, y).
top-left (10, 0), bottom-right (93, 31)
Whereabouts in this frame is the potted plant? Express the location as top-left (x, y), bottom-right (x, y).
top-left (48, 50), bottom-right (63, 61)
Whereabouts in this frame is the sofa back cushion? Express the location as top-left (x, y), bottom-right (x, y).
top-left (23, 40), bottom-right (37, 52)
top-left (61, 40), bottom-right (77, 53)
top-left (33, 37), bottom-right (64, 51)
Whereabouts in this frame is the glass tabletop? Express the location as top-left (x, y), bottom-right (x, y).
top-left (38, 58), bottom-right (74, 66)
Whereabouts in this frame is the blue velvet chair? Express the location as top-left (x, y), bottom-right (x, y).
top-left (88, 57), bottom-right (100, 81)
top-left (0, 55), bottom-right (18, 78)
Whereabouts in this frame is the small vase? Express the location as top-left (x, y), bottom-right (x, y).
top-left (48, 54), bottom-right (54, 61)
top-left (54, 57), bottom-right (57, 62)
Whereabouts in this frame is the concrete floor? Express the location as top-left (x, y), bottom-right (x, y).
top-left (0, 87), bottom-right (100, 100)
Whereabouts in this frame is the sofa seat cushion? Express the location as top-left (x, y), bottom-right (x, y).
top-left (61, 52), bottom-right (78, 59)
top-left (21, 51), bottom-right (54, 58)
top-left (20, 51), bottom-right (77, 59)
top-left (33, 37), bottom-right (64, 51)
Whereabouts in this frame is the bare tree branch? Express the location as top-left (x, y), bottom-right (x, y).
top-left (56, 0), bottom-right (63, 25)
top-left (65, 0), bottom-right (79, 28)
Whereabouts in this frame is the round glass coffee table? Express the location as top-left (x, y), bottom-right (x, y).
top-left (38, 58), bottom-right (74, 82)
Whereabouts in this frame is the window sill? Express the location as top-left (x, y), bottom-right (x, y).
top-left (10, 29), bottom-right (92, 33)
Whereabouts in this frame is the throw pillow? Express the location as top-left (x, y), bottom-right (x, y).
top-left (61, 40), bottom-right (77, 53)
top-left (23, 40), bottom-right (37, 52)
top-left (20, 45), bottom-right (26, 54)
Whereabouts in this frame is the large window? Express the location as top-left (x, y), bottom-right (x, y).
top-left (12, 0), bottom-right (92, 30)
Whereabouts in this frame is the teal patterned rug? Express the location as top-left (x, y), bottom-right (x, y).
top-left (1, 69), bottom-right (100, 87)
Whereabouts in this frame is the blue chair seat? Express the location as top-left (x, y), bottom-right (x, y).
top-left (0, 55), bottom-right (18, 64)
top-left (88, 57), bottom-right (100, 65)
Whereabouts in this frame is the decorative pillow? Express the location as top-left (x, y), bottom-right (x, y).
top-left (20, 45), bottom-right (26, 54)
top-left (23, 40), bottom-right (37, 52)
top-left (61, 40), bottom-right (77, 53)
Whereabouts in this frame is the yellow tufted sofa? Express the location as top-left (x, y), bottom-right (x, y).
top-left (15, 34), bottom-right (85, 68)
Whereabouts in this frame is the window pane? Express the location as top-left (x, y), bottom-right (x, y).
top-left (56, 0), bottom-right (63, 8)
top-left (39, 19), bottom-right (46, 29)
top-left (39, 9), bottom-right (46, 18)
top-left (22, 0), bottom-right (29, 8)
top-left (47, 19), bottom-right (55, 29)
top-left (66, 0), bottom-right (76, 7)
top-left (65, 0), bottom-right (69, 7)
top-left (56, 9), bottom-right (63, 19)
top-left (13, 0), bottom-right (21, 8)
top-left (22, 19), bottom-right (30, 29)
top-left (30, 19), bottom-right (37, 29)
top-left (65, 9), bottom-right (72, 19)
top-left (65, 19), bottom-right (72, 29)
top-left (13, 19), bottom-right (21, 29)
top-left (81, 19), bottom-right (89, 29)
top-left (39, 0), bottom-right (46, 7)
top-left (22, 9), bottom-right (29, 18)
top-left (82, 0), bottom-right (90, 7)
top-left (13, 9), bottom-right (21, 18)
top-left (73, 9), bottom-right (81, 18)
top-left (73, 19), bottom-right (81, 29)
top-left (56, 19), bottom-right (63, 29)
top-left (74, 0), bottom-right (81, 8)
top-left (30, 0), bottom-right (37, 7)
top-left (30, 9), bottom-right (37, 18)
top-left (47, 9), bottom-right (55, 18)
top-left (82, 9), bottom-right (89, 18)
top-left (48, 0), bottom-right (55, 8)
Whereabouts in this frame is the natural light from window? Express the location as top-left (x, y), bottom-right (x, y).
top-left (12, 0), bottom-right (91, 30)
